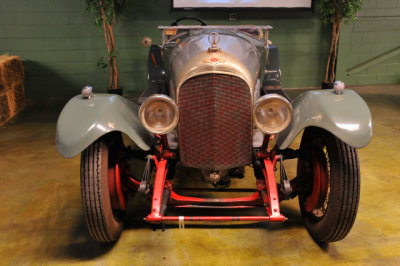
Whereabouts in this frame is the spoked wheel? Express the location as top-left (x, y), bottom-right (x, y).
top-left (80, 136), bottom-right (127, 242)
top-left (297, 127), bottom-right (360, 243)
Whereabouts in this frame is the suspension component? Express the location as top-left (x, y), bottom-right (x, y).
top-left (279, 155), bottom-right (292, 200)
top-left (209, 171), bottom-right (221, 184)
top-left (139, 155), bottom-right (153, 195)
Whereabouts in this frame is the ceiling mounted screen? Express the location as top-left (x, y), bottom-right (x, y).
top-left (173, 0), bottom-right (312, 9)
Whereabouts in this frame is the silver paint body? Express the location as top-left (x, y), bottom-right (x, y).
top-left (163, 29), bottom-right (267, 99)
top-left (56, 26), bottom-right (372, 159)
top-left (161, 27), bottom-right (268, 149)
top-left (276, 89), bottom-right (372, 149)
top-left (56, 94), bottom-right (153, 158)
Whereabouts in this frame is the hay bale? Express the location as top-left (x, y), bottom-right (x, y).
top-left (0, 54), bottom-right (24, 88)
top-left (13, 82), bottom-right (26, 112)
top-left (0, 55), bottom-right (26, 126)
top-left (0, 94), bottom-right (10, 124)
top-left (6, 82), bottom-right (26, 115)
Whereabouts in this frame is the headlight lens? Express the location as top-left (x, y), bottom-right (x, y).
top-left (253, 94), bottom-right (292, 134)
top-left (139, 95), bottom-right (179, 134)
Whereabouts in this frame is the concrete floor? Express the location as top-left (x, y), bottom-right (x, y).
top-left (0, 84), bottom-right (400, 265)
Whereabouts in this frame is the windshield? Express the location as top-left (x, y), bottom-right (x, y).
top-left (158, 25), bottom-right (272, 45)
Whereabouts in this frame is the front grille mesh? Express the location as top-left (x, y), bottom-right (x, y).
top-left (178, 74), bottom-right (252, 170)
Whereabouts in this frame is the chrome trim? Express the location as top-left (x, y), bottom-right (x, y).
top-left (175, 51), bottom-right (257, 98)
top-left (253, 79), bottom-right (261, 103)
top-left (164, 31), bottom-right (263, 102)
top-left (253, 94), bottom-right (293, 134)
top-left (139, 94), bottom-right (179, 134)
top-left (159, 25), bottom-right (272, 30)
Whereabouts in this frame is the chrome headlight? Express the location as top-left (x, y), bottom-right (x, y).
top-left (139, 95), bottom-right (179, 134)
top-left (253, 94), bottom-right (292, 134)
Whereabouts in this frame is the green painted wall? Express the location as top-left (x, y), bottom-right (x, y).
top-left (0, 0), bottom-right (330, 99)
top-left (1, 1), bottom-right (398, 99)
top-left (337, 0), bottom-right (400, 85)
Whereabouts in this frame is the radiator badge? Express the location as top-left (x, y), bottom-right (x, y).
top-left (202, 57), bottom-right (226, 64)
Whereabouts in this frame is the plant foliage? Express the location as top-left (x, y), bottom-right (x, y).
top-left (85, 0), bottom-right (128, 90)
top-left (320, 0), bottom-right (363, 24)
top-left (319, 0), bottom-right (364, 83)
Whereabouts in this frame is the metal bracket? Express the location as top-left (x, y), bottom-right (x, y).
top-left (139, 155), bottom-right (153, 195)
top-left (179, 216), bottom-right (185, 230)
top-left (279, 155), bottom-right (292, 200)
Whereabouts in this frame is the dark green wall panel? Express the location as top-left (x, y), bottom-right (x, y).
top-left (0, 0), bottom-right (331, 98)
top-left (336, 0), bottom-right (400, 85)
top-left (3, 0), bottom-right (395, 99)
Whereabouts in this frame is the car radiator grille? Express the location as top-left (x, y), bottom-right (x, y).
top-left (178, 74), bottom-right (252, 170)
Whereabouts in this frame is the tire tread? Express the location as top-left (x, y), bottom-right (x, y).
top-left (81, 141), bottom-right (121, 242)
top-left (299, 127), bottom-right (360, 243)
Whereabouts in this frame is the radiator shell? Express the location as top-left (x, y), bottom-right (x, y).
top-left (178, 74), bottom-right (252, 170)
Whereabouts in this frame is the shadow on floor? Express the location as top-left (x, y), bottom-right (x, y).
top-left (56, 216), bottom-right (116, 260)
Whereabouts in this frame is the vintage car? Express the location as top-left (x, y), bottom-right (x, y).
top-left (56, 17), bottom-right (372, 244)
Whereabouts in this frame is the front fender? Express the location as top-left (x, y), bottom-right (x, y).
top-left (276, 89), bottom-right (372, 149)
top-left (56, 94), bottom-right (154, 158)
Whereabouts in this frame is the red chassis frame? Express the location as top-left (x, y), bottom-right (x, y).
top-left (126, 136), bottom-right (287, 224)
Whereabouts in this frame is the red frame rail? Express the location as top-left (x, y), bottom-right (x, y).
top-left (143, 155), bottom-right (286, 223)
top-left (123, 134), bottom-right (288, 224)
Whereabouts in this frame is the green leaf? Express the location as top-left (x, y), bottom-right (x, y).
top-left (318, 0), bottom-right (364, 25)
top-left (97, 57), bottom-right (108, 73)
top-left (83, 0), bottom-right (129, 82)
top-left (83, 0), bottom-right (129, 26)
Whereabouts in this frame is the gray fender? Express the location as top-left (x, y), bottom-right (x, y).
top-left (56, 94), bottom-right (154, 158)
top-left (276, 89), bottom-right (372, 149)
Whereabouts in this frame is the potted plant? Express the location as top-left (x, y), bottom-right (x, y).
top-left (319, 0), bottom-right (364, 88)
top-left (85, 0), bottom-right (128, 94)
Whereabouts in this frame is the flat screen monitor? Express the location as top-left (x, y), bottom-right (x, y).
top-left (173, 0), bottom-right (312, 9)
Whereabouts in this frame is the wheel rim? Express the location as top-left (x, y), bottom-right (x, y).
top-left (305, 145), bottom-right (330, 216)
top-left (108, 162), bottom-right (126, 211)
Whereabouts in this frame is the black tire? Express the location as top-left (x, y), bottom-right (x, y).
top-left (297, 127), bottom-right (360, 243)
top-left (80, 139), bottom-right (125, 242)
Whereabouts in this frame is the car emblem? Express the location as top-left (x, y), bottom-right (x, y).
top-left (208, 32), bottom-right (220, 53)
top-left (202, 57), bottom-right (226, 64)
top-left (208, 32), bottom-right (220, 45)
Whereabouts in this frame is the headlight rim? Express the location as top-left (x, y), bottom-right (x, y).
top-left (139, 94), bottom-right (179, 135)
top-left (253, 93), bottom-right (293, 134)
